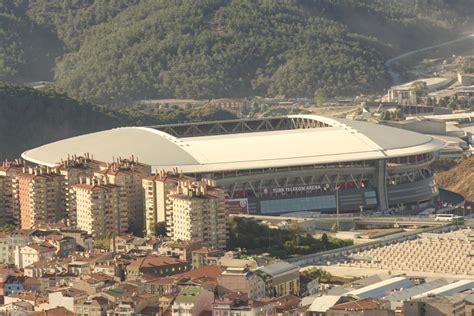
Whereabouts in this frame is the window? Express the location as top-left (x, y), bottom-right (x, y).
top-left (260, 195), bottom-right (336, 214)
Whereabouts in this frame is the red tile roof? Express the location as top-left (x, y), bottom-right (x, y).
top-left (330, 298), bottom-right (389, 311)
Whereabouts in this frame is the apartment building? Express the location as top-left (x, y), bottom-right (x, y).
top-left (71, 177), bottom-right (128, 238)
top-left (0, 231), bottom-right (32, 264)
top-left (256, 261), bottom-right (300, 297)
top-left (59, 154), bottom-right (102, 226)
top-left (142, 171), bottom-right (181, 236)
top-left (14, 166), bottom-right (65, 229)
top-left (168, 178), bottom-right (228, 250)
top-left (217, 267), bottom-right (266, 299)
top-left (95, 157), bottom-right (151, 234)
top-left (0, 160), bottom-right (25, 226)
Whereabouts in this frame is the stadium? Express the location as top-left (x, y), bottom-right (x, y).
top-left (22, 115), bottom-right (445, 215)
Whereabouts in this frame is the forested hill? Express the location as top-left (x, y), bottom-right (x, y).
top-left (1, 0), bottom-right (472, 105)
top-left (0, 83), bottom-right (236, 159)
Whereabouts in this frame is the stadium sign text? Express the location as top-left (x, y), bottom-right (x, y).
top-left (268, 184), bottom-right (323, 195)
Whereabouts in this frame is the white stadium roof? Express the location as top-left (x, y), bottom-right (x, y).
top-left (22, 115), bottom-right (445, 173)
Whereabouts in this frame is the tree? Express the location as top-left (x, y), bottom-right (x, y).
top-left (314, 88), bottom-right (326, 107)
top-left (411, 81), bottom-right (428, 103)
top-left (155, 222), bottom-right (167, 237)
top-left (321, 233), bottom-right (329, 250)
top-left (449, 102), bottom-right (458, 111)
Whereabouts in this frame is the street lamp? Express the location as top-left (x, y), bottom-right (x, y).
top-left (336, 188), bottom-right (339, 230)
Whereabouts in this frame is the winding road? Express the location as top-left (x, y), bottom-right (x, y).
top-left (385, 33), bottom-right (474, 85)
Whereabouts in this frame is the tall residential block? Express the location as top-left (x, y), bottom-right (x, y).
top-left (95, 157), bottom-right (151, 234)
top-left (142, 171), bottom-right (190, 236)
top-left (168, 178), bottom-right (228, 250)
top-left (0, 160), bottom-right (25, 226)
top-left (59, 154), bottom-right (103, 226)
top-left (14, 166), bottom-right (65, 229)
top-left (71, 177), bottom-right (128, 239)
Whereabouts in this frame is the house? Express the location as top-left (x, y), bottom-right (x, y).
top-left (0, 231), bottom-right (32, 264)
top-left (30, 306), bottom-right (74, 316)
top-left (4, 275), bottom-right (26, 295)
top-left (43, 235), bottom-right (77, 257)
top-left (72, 272), bottom-right (116, 295)
top-left (172, 286), bottom-right (214, 316)
top-left (75, 296), bottom-right (111, 316)
top-left (159, 240), bottom-right (205, 261)
top-left (60, 228), bottom-right (93, 251)
top-left (256, 261), bottom-right (300, 297)
top-left (125, 256), bottom-right (191, 280)
top-left (14, 243), bottom-right (56, 268)
top-left (114, 293), bottom-right (161, 315)
top-left (213, 292), bottom-right (275, 316)
top-left (48, 287), bottom-right (88, 312)
top-left (403, 295), bottom-right (465, 316)
top-left (145, 277), bottom-right (180, 295)
top-left (217, 267), bottom-right (265, 299)
top-left (4, 292), bottom-right (49, 311)
top-left (191, 246), bottom-right (223, 268)
top-left (328, 298), bottom-right (394, 316)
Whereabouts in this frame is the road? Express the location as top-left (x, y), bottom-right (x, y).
top-left (385, 33), bottom-right (474, 85)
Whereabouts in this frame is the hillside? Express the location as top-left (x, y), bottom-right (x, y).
top-left (436, 157), bottom-right (474, 201)
top-left (0, 0), bottom-right (472, 104)
top-left (0, 83), bottom-right (236, 159)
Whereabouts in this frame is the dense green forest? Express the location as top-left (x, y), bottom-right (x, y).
top-left (1, 0), bottom-right (472, 104)
top-left (0, 83), bottom-right (236, 159)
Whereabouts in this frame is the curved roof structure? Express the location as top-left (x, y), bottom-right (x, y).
top-left (22, 115), bottom-right (445, 173)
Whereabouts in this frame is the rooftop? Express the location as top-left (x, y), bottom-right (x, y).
top-left (330, 298), bottom-right (389, 311)
top-left (258, 261), bottom-right (298, 277)
top-left (22, 115), bottom-right (445, 173)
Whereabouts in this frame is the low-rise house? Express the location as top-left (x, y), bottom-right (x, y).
top-left (256, 261), bottom-right (300, 297)
top-left (0, 267), bottom-right (14, 295)
top-left (217, 267), bottom-right (265, 299)
top-left (23, 277), bottom-right (48, 294)
top-left (72, 272), bottom-right (116, 295)
top-left (24, 259), bottom-right (68, 278)
top-left (217, 251), bottom-right (258, 269)
top-left (101, 283), bottom-right (142, 304)
top-left (60, 228), bottom-right (93, 251)
top-left (43, 235), bottom-right (77, 257)
top-left (307, 295), bottom-right (354, 316)
top-left (145, 276), bottom-right (180, 295)
top-left (125, 256), bottom-right (191, 280)
top-left (191, 246), bottom-right (223, 268)
top-left (4, 275), bottom-right (26, 295)
top-left (328, 298), bottom-right (394, 316)
top-left (0, 231), bottom-right (32, 264)
top-left (30, 306), bottom-right (74, 316)
top-left (0, 300), bottom-right (35, 313)
top-left (48, 287), bottom-right (88, 312)
top-left (14, 243), bottom-right (56, 268)
top-left (272, 295), bottom-right (302, 314)
top-left (403, 295), bottom-right (465, 316)
top-left (172, 286), bottom-right (214, 316)
top-left (75, 296), bottom-right (111, 316)
top-left (159, 240), bottom-right (204, 261)
top-left (213, 292), bottom-right (275, 316)
top-left (4, 292), bottom-right (49, 311)
top-left (114, 293), bottom-right (162, 316)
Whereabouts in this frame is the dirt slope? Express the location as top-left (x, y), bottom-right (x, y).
top-left (436, 156), bottom-right (474, 201)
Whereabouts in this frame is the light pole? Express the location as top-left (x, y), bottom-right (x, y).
top-left (336, 188), bottom-right (339, 230)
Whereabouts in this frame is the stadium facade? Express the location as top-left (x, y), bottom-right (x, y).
top-left (22, 115), bottom-right (445, 215)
